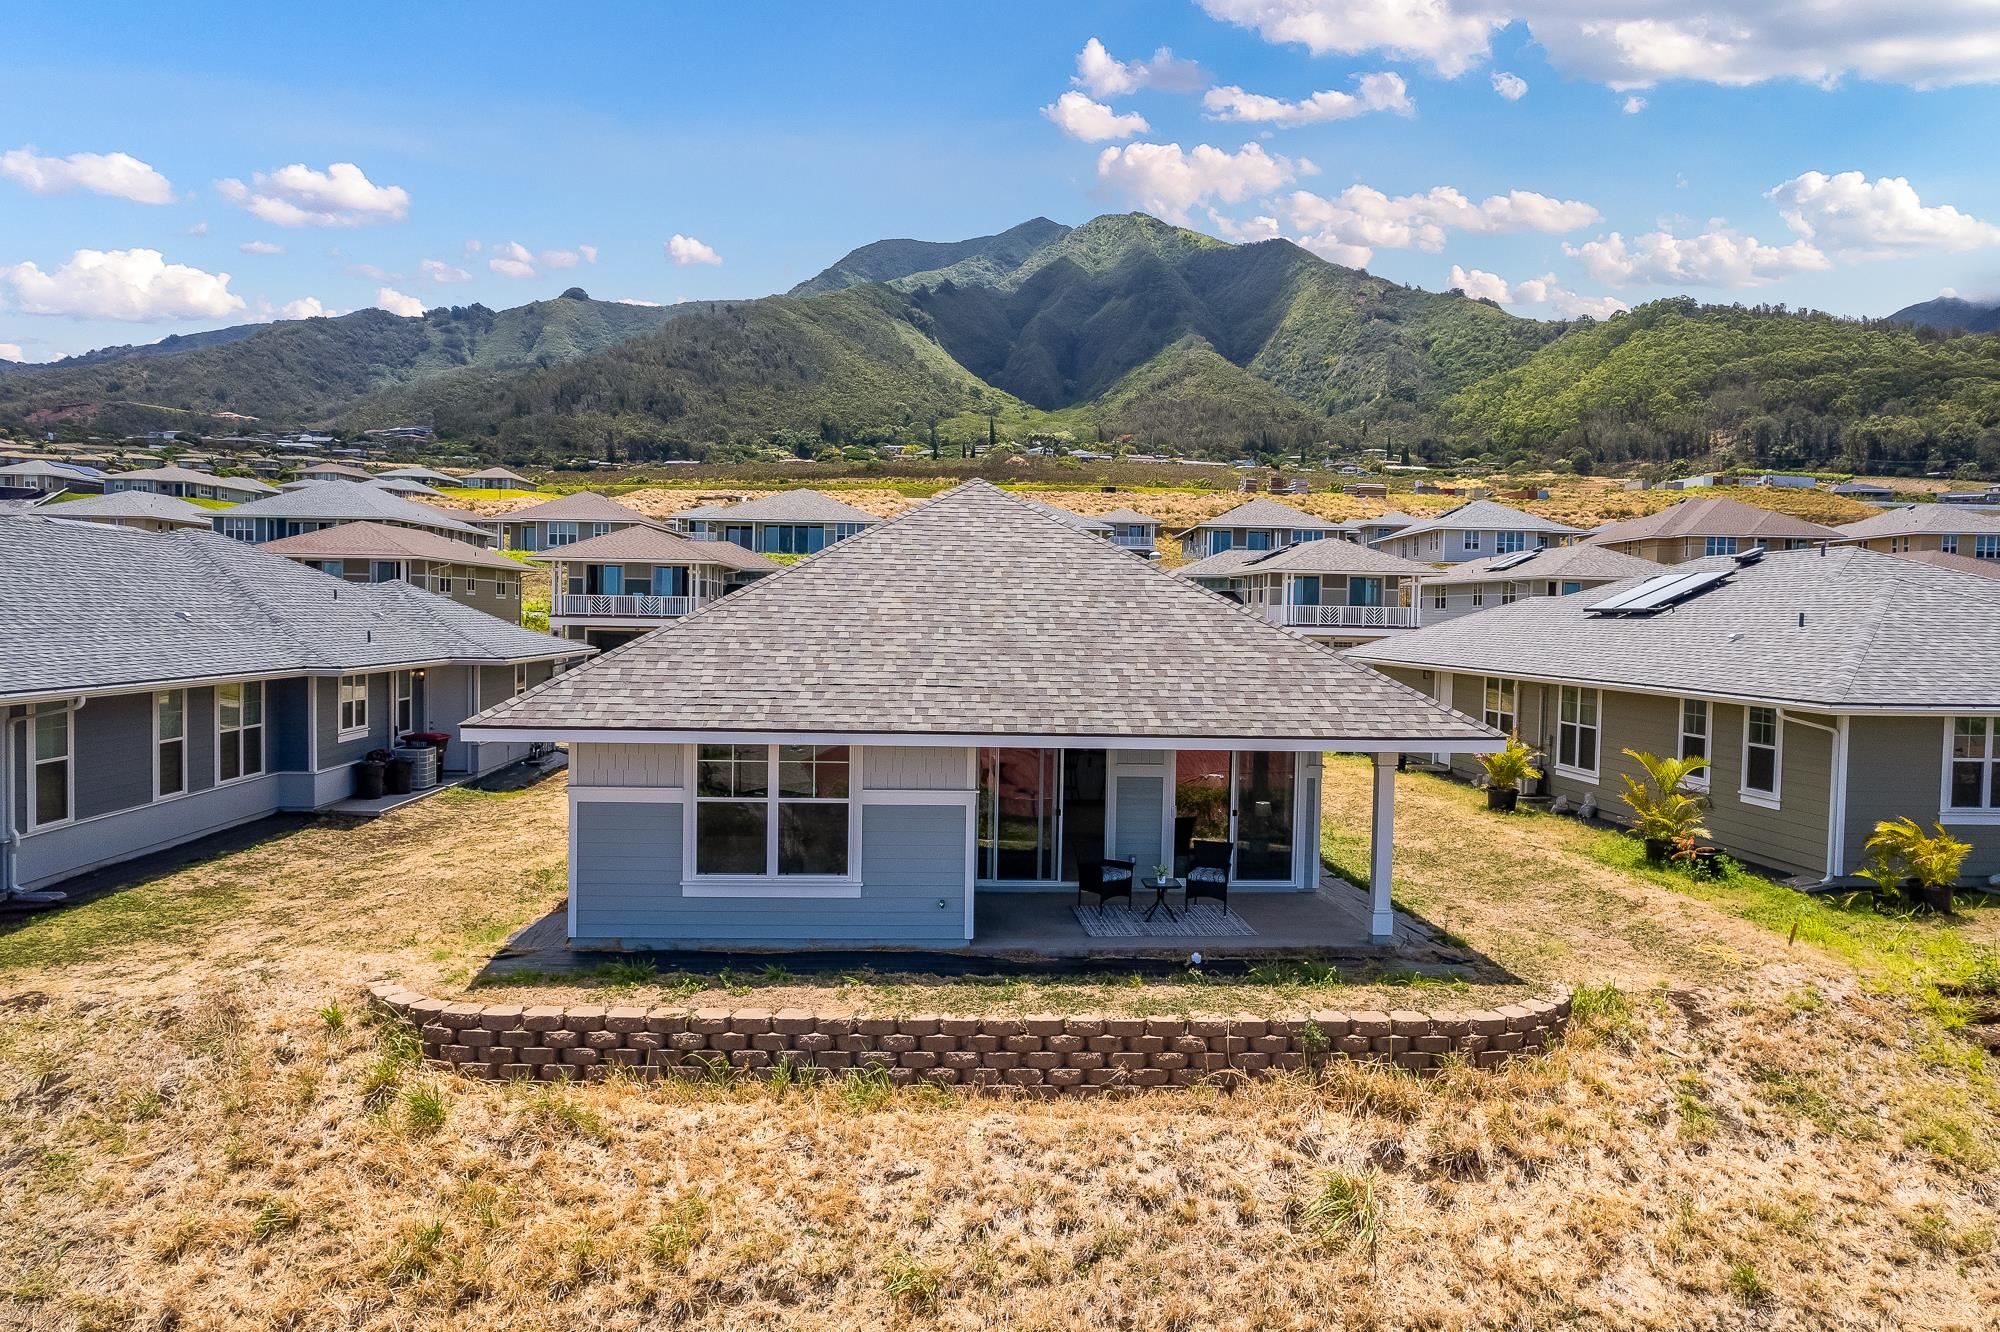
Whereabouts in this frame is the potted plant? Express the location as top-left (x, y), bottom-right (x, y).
top-left (1478, 733), bottom-right (1542, 812)
top-left (1862, 817), bottom-right (1971, 914)
top-left (1617, 749), bottom-right (1710, 862)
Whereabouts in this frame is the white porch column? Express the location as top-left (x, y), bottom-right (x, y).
top-left (1369, 752), bottom-right (1396, 944)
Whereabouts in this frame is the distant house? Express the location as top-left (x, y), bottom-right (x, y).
top-left (1742, 473), bottom-right (1818, 489)
top-left (1351, 547), bottom-right (2000, 885)
top-left (41, 491), bottom-right (214, 532)
top-left (1416, 543), bottom-right (1666, 624)
top-left (482, 491), bottom-right (665, 552)
top-left (1833, 505), bottom-right (2000, 561)
top-left (459, 466), bottom-right (533, 491)
top-left (1173, 497), bottom-right (1342, 560)
top-left (1098, 506), bottom-right (1162, 558)
top-left (1657, 475), bottom-right (1717, 491)
top-left (1830, 482), bottom-right (1896, 502)
top-left (0, 517), bottom-right (588, 897)
top-left (298, 462), bottom-right (376, 482)
top-left (365, 477), bottom-right (445, 498)
top-left (544, 525), bottom-right (779, 649)
top-left (214, 480), bottom-right (494, 547)
top-left (1368, 500), bottom-right (1585, 565)
top-left (1937, 490), bottom-right (2000, 508)
top-left (462, 483), bottom-right (1497, 951)
top-left (1343, 482), bottom-right (1388, 498)
top-left (1583, 497), bottom-right (1841, 563)
top-left (671, 489), bottom-right (881, 555)
top-left (378, 465), bottom-right (457, 486)
top-left (259, 521), bottom-right (528, 620)
top-left (104, 465), bottom-right (276, 504)
top-left (1336, 510), bottom-right (1418, 545)
top-left (1176, 540), bottom-right (1436, 647)
top-left (0, 460), bottom-right (105, 496)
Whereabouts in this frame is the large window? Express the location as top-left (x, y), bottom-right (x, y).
top-left (31, 702), bottom-right (70, 828)
top-left (1556, 686), bottom-right (1599, 778)
top-left (1679, 699), bottom-right (1709, 789)
top-left (546, 521), bottom-right (579, 547)
top-left (1234, 751), bottom-right (1295, 881)
top-left (1495, 530), bottom-right (1525, 553)
top-left (1742, 706), bottom-right (1780, 802)
top-left (765, 525), bottom-right (828, 556)
top-left (1704, 536), bottom-right (1739, 557)
top-left (156, 690), bottom-right (186, 799)
top-left (694, 744), bottom-right (850, 878)
top-left (218, 681), bottom-right (265, 783)
top-left (1463, 530), bottom-right (1481, 551)
top-left (1978, 535), bottom-right (2000, 561)
top-left (1948, 718), bottom-right (1998, 812)
top-left (1484, 678), bottom-right (1516, 734)
top-left (337, 674), bottom-right (369, 739)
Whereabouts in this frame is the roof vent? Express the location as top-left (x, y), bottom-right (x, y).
top-left (1732, 545), bottom-right (1766, 566)
top-left (174, 609), bottom-right (194, 623)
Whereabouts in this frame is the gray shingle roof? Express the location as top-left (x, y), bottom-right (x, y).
top-left (1349, 546), bottom-right (2000, 710)
top-left (108, 464), bottom-right (277, 495)
top-left (675, 489), bottom-right (882, 525)
top-left (1177, 541), bottom-right (1434, 581)
top-left (1097, 507), bottom-right (1160, 527)
top-left (1174, 549), bottom-right (1270, 580)
top-left (379, 466), bottom-right (457, 484)
top-left (221, 480), bottom-right (489, 537)
top-left (534, 525), bottom-right (778, 571)
top-left (465, 481), bottom-right (1497, 745)
top-left (365, 477), bottom-right (444, 497)
top-left (496, 491), bottom-right (664, 525)
top-left (1019, 498), bottom-right (1111, 533)
top-left (464, 466), bottom-right (531, 482)
top-left (41, 491), bottom-right (215, 527)
top-left (258, 521), bottom-right (525, 571)
top-left (1418, 542), bottom-right (1665, 588)
top-left (1584, 496), bottom-right (1842, 544)
top-left (0, 517), bottom-right (587, 699)
top-left (1889, 549), bottom-right (2000, 579)
top-left (0, 460), bottom-right (103, 481)
top-left (1178, 497), bottom-right (1340, 536)
top-left (1372, 499), bottom-right (1584, 543)
top-left (300, 462), bottom-right (376, 480)
top-left (1834, 505), bottom-right (2000, 540)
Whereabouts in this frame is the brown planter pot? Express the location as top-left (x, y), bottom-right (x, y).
top-left (1486, 787), bottom-right (1519, 813)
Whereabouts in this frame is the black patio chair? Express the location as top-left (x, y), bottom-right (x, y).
top-left (1076, 857), bottom-right (1137, 910)
top-left (1185, 840), bottom-right (1232, 913)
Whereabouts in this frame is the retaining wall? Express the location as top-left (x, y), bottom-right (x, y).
top-left (368, 983), bottom-right (1571, 1094)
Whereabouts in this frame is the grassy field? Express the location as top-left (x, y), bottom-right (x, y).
top-left (2, 763), bottom-right (1996, 1329)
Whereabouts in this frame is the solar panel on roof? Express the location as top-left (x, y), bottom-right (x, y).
top-left (1487, 550), bottom-right (1540, 571)
top-left (1587, 568), bottom-right (1733, 615)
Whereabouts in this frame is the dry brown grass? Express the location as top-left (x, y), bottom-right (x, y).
top-left (3, 769), bottom-right (1997, 1330)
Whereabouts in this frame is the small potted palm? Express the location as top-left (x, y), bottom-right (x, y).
top-left (1862, 817), bottom-right (1970, 914)
top-left (1617, 749), bottom-right (1710, 863)
top-left (1478, 733), bottom-right (1541, 812)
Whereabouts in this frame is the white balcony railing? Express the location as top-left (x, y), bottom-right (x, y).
top-left (1267, 604), bottom-right (1419, 630)
top-left (554, 593), bottom-right (695, 619)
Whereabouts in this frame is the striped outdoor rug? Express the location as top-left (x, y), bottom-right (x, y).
top-left (1072, 902), bottom-right (1256, 938)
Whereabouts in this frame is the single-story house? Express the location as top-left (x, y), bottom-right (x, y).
top-left (1368, 500), bottom-right (1585, 565)
top-left (1830, 482), bottom-right (1897, 502)
top-left (104, 465), bottom-right (276, 503)
top-left (0, 460), bottom-right (105, 496)
top-left (0, 516), bottom-right (589, 897)
top-left (480, 491), bottom-right (665, 552)
top-left (1416, 543), bottom-right (1665, 624)
top-left (670, 489), bottom-right (882, 555)
top-left (1173, 497), bottom-right (1341, 561)
top-left (1097, 507), bottom-right (1162, 558)
top-left (462, 482), bottom-right (1500, 951)
top-left (259, 520), bottom-right (528, 620)
top-left (459, 466), bottom-right (534, 491)
top-left (41, 491), bottom-right (215, 532)
top-left (1349, 547), bottom-right (2000, 885)
top-left (1175, 540), bottom-right (1436, 647)
top-left (543, 524), bottom-right (778, 650)
top-left (1833, 505), bottom-right (2000, 561)
top-left (366, 477), bottom-right (446, 498)
top-left (1582, 497), bottom-right (1842, 563)
top-left (379, 466), bottom-right (458, 486)
top-left (214, 480), bottom-right (494, 547)
top-left (298, 462), bottom-right (377, 482)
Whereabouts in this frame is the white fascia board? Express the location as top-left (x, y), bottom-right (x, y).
top-left (461, 724), bottom-right (1506, 753)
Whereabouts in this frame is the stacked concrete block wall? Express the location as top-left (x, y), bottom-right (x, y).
top-left (368, 983), bottom-right (1571, 1094)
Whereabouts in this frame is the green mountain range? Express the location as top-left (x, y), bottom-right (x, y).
top-left (4, 214), bottom-right (1997, 472)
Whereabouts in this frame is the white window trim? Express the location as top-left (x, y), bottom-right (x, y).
top-left (27, 702), bottom-right (74, 831)
top-left (1553, 685), bottom-right (1601, 782)
top-left (1679, 697), bottom-right (1710, 791)
top-left (153, 689), bottom-right (187, 802)
top-left (336, 673), bottom-right (369, 741)
top-left (682, 743), bottom-right (863, 895)
top-left (1482, 676), bottom-right (1516, 735)
top-left (1740, 705), bottom-right (1783, 809)
top-left (216, 680), bottom-right (267, 786)
top-left (1939, 715), bottom-right (2000, 825)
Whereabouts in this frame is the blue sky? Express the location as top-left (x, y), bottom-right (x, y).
top-left (6, 1), bottom-right (2000, 360)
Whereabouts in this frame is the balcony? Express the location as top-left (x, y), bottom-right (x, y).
top-left (553, 593), bottom-right (695, 620)
top-left (1265, 604), bottom-right (1419, 631)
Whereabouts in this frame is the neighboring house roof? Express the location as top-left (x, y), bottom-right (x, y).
top-left (300, 462), bottom-right (375, 480)
top-left (1192, 540), bottom-right (1439, 579)
top-left (463, 466), bottom-right (530, 482)
top-left (1834, 505), bottom-right (2000, 541)
top-left (1018, 498), bottom-right (1111, 533)
top-left (0, 497), bottom-right (51, 517)
top-left (41, 491), bottom-right (214, 527)
top-left (1583, 497), bottom-right (1841, 546)
top-left (108, 464), bottom-right (277, 493)
top-left (1174, 549), bottom-right (1271, 580)
top-left (258, 520), bottom-right (525, 571)
top-left (365, 477), bottom-right (444, 497)
top-left (1418, 543), bottom-right (1666, 588)
top-left (1348, 546), bottom-right (2000, 711)
top-left (0, 517), bottom-right (588, 699)
top-left (221, 480), bottom-right (489, 537)
top-left (1371, 500), bottom-right (1585, 543)
top-left (0, 460), bottom-right (103, 481)
top-left (496, 491), bottom-right (664, 526)
top-left (534, 524), bottom-right (779, 571)
top-left (465, 481), bottom-right (1496, 745)
top-left (1888, 549), bottom-right (2000, 579)
top-left (1097, 507), bottom-right (1160, 527)
top-left (675, 488), bottom-right (882, 526)
top-left (1831, 482), bottom-right (1895, 496)
top-left (1340, 509), bottom-right (1418, 532)
top-left (379, 466), bottom-right (457, 484)
top-left (1177, 497), bottom-right (1341, 536)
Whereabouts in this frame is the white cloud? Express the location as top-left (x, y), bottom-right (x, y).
top-left (420, 258), bottom-right (473, 283)
top-left (1766, 170), bottom-right (2000, 258)
top-left (375, 286), bottom-right (425, 317)
top-left (1202, 72), bottom-right (1413, 126)
top-left (188, 221), bottom-right (208, 236)
top-left (1280, 184), bottom-right (1601, 258)
top-left (615, 297), bottom-right (663, 307)
top-left (1199, 1), bottom-right (2000, 90)
top-left (1207, 210), bottom-right (1284, 243)
top-left (0, 343), bottom-right (23, 362)
top-left (578, 244), bottom-right (598, 263)
top-left (0, 146), bottom-right (174, 204)
top-left (0, 248), bottom-right (244, 321)
top-left (1565, 228), bottom-right (1832, 287)
top-left (1042, 91), bottom-right (1151, 142)
top-left (238, 240), bottom-right (284, 255)
top-left (666, 233), bottom-right (723, 266)
top-left (276, 296), bottom-right (328, 320)
top-left (540, 249), bottom-right (583, 269)
top-left (1622, 95), bottom-right (1648, 114)
top-left (488, 241), bottom-right (537, 278)
top-left (464, 239), bottom-right (483, 253)
top-left (1072, 37), bottom-right (1208, 98)
top-left (1492, 71), bottom-right (1528, 100)
top-left (1095, 142), bottom-right (1298, 223)
top-left (1450, 263), bottom-right (1629, 318)
top-left (1448, 263), bottom-right (1514, 303)
top-left (346, 263), bottom-right (393, 281)
top-left (1940, 286), bottom-right (1960, 299)
top-left (215, 162), bottom-right (409, 227)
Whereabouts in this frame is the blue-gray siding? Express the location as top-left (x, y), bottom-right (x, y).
top-left (1845, 716), bottom-right (2000, 879)
top-left (316, 672), bottom-right (393, 766)
top-left (74, 691), bottom-right (153, 820)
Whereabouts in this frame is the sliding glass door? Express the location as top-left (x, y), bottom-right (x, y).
top-left (976, 747), bottom-right (1109, 883)
top-left (1172, 750), bottom-right (1298, 884)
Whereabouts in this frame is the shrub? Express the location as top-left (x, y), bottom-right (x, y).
top-left (1617, 749), bottom-right (1710, 852)
top-left (1477, 733), bottom-right (1542, 794)
top-left (1863, 818), bottom-right (1971, 894)
top-left (1297, 1170), bottom-right (1382, 1259)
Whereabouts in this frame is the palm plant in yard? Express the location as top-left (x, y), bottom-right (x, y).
top-left (1617, 749), bottom-right (1711, 862)
top-left (1477, 733), bottom-right (1542, 812)
top-left (1862, 817), bottom-right (1972, 914)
